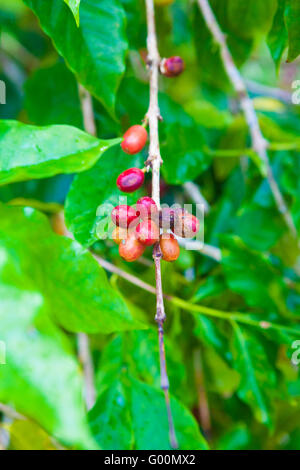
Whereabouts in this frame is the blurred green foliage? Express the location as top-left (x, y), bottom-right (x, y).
top-left (0, 0), bottom-right (299, 451)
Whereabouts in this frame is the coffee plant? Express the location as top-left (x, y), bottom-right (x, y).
top-left (0, 0), bottom-right (299, 451)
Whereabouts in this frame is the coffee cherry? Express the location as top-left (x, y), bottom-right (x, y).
top-left (136, 197), bottom-right (158, 220)
top-left (121, 125), bottom-right (148, 154)
top-left (112, 226), bottom-right (129, 245)
top-left (111, 205), bottom-right (139, 228)
top-left (173, 210), bottom-right (200, 238)
top-left (117, 168), bottom-right (145, 193)
top-left (119, 232), bottom-right (145, 262)
top-left (159, 207), bottom-right (175, 230)
top-left (160, 56), bottom-right (184, 77)
top-left (160, 234), bottom-right (180, 262)
top-left (136, 219), bottom-right (160, 246)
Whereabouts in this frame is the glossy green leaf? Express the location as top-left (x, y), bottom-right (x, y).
top-left (0, 285), bottom-right (97, 449)
top-left (89, 379), bottom-right (133, 450)
top-left (95, 331), bottom-right (187, 403)
top-left (65, 145), bottom-right (144, 246)
top-left (285, 0), bottom-right (300, 62)
top-left (267, 0), bottom-right (288, 70)
top-left (0, 120), bottom-right (120, 185)
top-left (89, 332), bottom-right (208, 450)
top-left (90, 373), bottom-right (209, 450)
top-left (24, 62), bottom-right (83, 128)
top-left (24, 0), bottom-right (128, 115)
top-left (130, 378), bottom-right (209, 450)
top-left (90, 333), bottom-right (208, 450)
top-left (227, 0), bottom-right (278, 39)
top-left (231, 322), bottom-right (276, 427)
top-left (64, 0), bottom-right (80, 26)
top-left (193, 316), bottom-right (232, 364)
top-left (0, 204), bottom-right (146, 333)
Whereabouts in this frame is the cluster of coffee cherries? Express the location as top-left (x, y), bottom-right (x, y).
top-left (112, 198), bottom-right (200, 263)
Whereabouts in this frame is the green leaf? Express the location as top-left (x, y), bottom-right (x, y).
top-left (9, 420), bottom-right (57, 450)
top-left (221, 236), bottom-right (290, 317)
top-left (130, 378), bottom-right (209, 450)
top-left (234, 205), bottom-right (285, 251)
top-left (231, 322), bottom-right (276, 428)
top-left (267, 0), bottom-right (288, 71)
top-left (285, 0), bottom-right (300, 62)
top-left (90, 334), bottom-right (208, 449)
top-left (24, 62), bottom-right (83, 128)
top-left (0, 284), bottom-right (97, 449)
top-left (193, 1), bottom-right (253, 90)
top-left (161, 123), bottom-right (210, 185)
top-left (65, 145), bottom-right (144, 246)
top-left (89, 379), bottom-right (133, 450)
top-left (0, 120), bottom-right (120, 185)
top-left (227, 0), bottom-right (278, 39)
top-left (184, 99), bottom-right (232, 129)
top-left (193, 315), bottom-right (232, 364)
top-left (0, 204), bottom-right (146, 333)
top-left (216, 424), bottom-right (256, 450)
top-left (90, 373), bottom-right (209, 450)
top-left (64, 0), bottom-right (80, 26)
top-left (24, 0), bottom-right (128, 116)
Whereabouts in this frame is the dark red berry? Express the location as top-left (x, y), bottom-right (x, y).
top-left (160, 56), bottom-right (184, 77)
top-left (119, 232), bottom-right (145, 262)
top-left (173, 210), bottom-right (200, 238)
top-left (111, 205), bottom-right (139, 228)
top-left (117, 168), bottom-right (145, 193)
top-left (136, 197), bottom-right (158, 220)
top-left (121, 125), bottom-right (148, 154)
top-left (160, 234), bottom-right (180, 262)
top-left (136, 219), bottom-right (160, 246)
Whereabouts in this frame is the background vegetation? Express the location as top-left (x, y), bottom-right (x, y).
top-left (0, 0), bottom-right (299, 450)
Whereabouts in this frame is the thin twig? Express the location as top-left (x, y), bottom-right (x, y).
top-left (78, 84), bottom-right (97, 136)
top-left (77, 333), bottom-right (96, 411)
top-left (196, 0), bottom-right (298, 242)
top-left (245, 79), bottom-right (291, 104)
top-left (94, 254), bottom-right (157, 295)
top-left (144, 0), bottom-right (178, 449)
top-left (178, 240), bottom-right (222, 262)
top-left (183, 182), bottom-right (210, 213)
top-left (193, 349), bottom-right (212, 439)
top-left (77, 84), bottom-right (97, 411)
top-left (95, 255), bottom-right (300, 336)
top-left (0, 403), bottom-right (25, 421)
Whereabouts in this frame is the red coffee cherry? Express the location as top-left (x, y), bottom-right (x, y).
top-left (160, 234), bottom-right (180, 262)
top-left (121, 125), bottom-right (148, 154)
top-left (119, 232), bottom-right (145, 262)
top-left (111, 205), bottom-right (139, 228)
top-left (160, 56), bottom-right (184, 77)
top-left (136, 219), bottom-right (160, 246)
top-left (173, 210), bottom-right (200, 238)
top-left (136, 197), bottom-right (158, 220)
top-left (117, 168), bottom-right (145, 193)
top-left (112, 226), bottom-right (129, 245)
